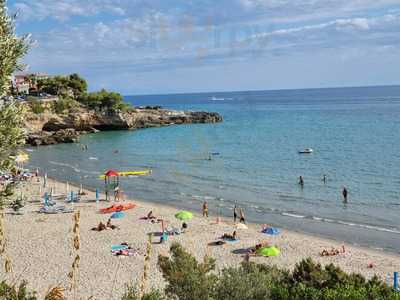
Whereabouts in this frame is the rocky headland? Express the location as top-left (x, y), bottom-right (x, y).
top-left (24, 104), bottom-right (223, 146)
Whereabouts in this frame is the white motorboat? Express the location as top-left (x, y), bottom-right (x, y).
top-left (298, 148), bottom-right (314, 154)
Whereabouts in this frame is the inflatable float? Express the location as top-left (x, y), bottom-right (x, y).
top-left (100, 203), bottom-right (136, 214)
top-left (99, 170), bottom-right (152, 179)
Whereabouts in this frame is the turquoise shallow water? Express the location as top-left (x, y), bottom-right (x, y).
top-left (27, 86), bottom-right (400, 252)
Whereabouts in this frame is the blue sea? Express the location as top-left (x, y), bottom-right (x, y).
top-left (27, 86), bottom-right (400, 252)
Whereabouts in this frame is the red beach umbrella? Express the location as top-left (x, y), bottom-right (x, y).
top-left (105, 170), bottom-right (119, 177)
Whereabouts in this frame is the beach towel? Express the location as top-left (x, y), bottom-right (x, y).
top-left (111, 244), bottom-right (129, 252)
top-left (39, 206), bottom-right (73, 214)
top-left (113, 248), bottom-right (140, 257)
top-left (222, 237), bottom-right (240, 243)
top-left (262, 227), bottom-right (280, 236)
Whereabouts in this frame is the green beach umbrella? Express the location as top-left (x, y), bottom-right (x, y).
top-left (175, 211), bottom-right (193, 221)
top-left (257, 246), bottom-right (280, 257)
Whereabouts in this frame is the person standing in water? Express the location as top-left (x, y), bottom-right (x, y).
top-left (342, 187), bottom-right (348, 203)
top-left (299, 176), bottom-right (304, 188)
top-left (239, 208), bottom-right (246, 224)
top-left (202, 201), bottom-right (209, 217)
top-left (322, 175), bottom-right (327, 184)
top-left (233, 205), bottom-right (238, 223)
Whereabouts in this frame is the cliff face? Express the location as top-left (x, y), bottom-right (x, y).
top-left (24, 106), bottom-right (223, 146)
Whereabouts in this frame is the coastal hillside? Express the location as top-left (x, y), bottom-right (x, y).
top-left (23, 101), bottom-right (222, 146)
top-left (12, 73), bottom-right (222, 146)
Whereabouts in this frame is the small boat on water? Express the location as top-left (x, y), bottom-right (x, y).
top-left (298, 148), bottom-right (314, 154)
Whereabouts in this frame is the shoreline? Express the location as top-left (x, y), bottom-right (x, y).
top-left (1, 176), bottom-right (399, 299)
top-left (42, 174), bottom-right (400, 255)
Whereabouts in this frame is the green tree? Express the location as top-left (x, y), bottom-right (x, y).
top-left (78, 88), bottom-right (126, 111)
top-left (37, 74), bottom-right (87, 99)
top-left (0, 0), bottom-right (30, 96)
top-left (67, 73), bottom-right (87, 98)
top-left (0, 0), bottom-right (29, 207)
top-left (0, 98), bottom-right (26, 171)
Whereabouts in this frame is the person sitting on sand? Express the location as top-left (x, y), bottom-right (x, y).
top-left (106, 218), bottom-right (119, 230)
top-left (222, 230), bottom-right (238, 240)
top-left (182, 222), bottom-right (188, 231)
top-left (147, 210), bottom-right (156, 219)
top-left (320, 245), bottom-right (345, 257)
top-left (91, 222), bottom-right (107, 232)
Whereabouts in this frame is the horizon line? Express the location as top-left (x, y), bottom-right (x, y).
top-left (124, 84), bottom-right (400, 97)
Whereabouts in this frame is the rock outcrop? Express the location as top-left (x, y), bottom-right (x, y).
top-left (24, 106), bottom-right (223, 146)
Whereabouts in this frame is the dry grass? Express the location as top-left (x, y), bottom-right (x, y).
top-left (45, 285), bottom-right (65, 300)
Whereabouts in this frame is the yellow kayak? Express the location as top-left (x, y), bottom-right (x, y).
top-left (99, 170), bottom-right (152, 179)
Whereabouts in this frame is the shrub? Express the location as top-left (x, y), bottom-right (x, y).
top-left (29, 101), bottom-right (45, 114)
top-left (121, 284), bottom-right (166, 300)
top-left (52, 98), bottom-right (79, 114)
top-left (158, 243), bottom-right (217, 300)
top-left (154, 244), bottom-right (400, 300)
top-left (0, 281), bottom-right (37, 300)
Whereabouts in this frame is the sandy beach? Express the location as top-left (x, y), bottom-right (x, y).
top-left (1, 176), bottom-right (399, 299)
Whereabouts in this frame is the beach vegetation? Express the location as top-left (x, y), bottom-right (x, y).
top-left (154, 243), bottom-right (400, 300)
top-left (158, 243), bottom-right (217, 300)
top-left (36, 74), bottom-right (132, 112)
top-left (0, 0), bottom-right (28, 175)
top-left (29, 100), bottom-right (45, 114)
top-left (78, 89), bottom-right (129, 111)
top-left (0, 280), bottom-right (37, 300)
top-left (52, 97), bottom-right (80, 114)
top-left (0, 0), bottom-right (30, 97)
top-left (0, 101), bottom-right (26, 173)
top-left (37, 74), bottom-right (87, 99)
top-left (121, 285), bottom-right (166, 300)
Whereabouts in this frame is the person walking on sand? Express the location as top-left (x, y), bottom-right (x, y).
top-left (239, 208), bottom-right (246, 224)
top-left (342, 187), bottom-right (348, 203)
top-left (233, 205), bottom-right (238, 223)
top-left (299, 176), bottom-right (304, 188)
top-left (202, 201), bottom-right (209, 217)
top-left (114, 185), bottom-right (121, 202)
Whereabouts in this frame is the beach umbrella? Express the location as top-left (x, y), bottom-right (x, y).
top-left (14, 152), bottom-right (29, 163)
top-left (105, 170), bottom-right (119, 177)
top-left (262, 227), bottom-right (280, 236)
top-left (175, 211), bottom-right (193, 221)
top-left (235, 223), bottom-right (248, 230)
top-left (111, 211), bottom-right (125, 219)
top-left (257, 246), bottom-right (280, 257)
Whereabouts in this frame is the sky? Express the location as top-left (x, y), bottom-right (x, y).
top-left (8, 0), bottom-right (400, 95)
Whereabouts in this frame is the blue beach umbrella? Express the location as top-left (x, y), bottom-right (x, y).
top-left (262, 227), bottom-right (280, 236)
top-left (111, 211), bottom-right (125, 219)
